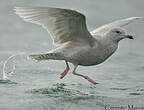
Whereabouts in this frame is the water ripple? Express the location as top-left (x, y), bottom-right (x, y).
top-left (0, 79), bottom-right (17, 84)
top-left (30, 83), bottom-right (87, 98)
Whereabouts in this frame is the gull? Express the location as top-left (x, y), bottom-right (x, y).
top-left (14, 7), bottom-right (143, 85)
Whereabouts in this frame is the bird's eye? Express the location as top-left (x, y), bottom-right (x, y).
top-left (115, 31), bottom-right (121, 34)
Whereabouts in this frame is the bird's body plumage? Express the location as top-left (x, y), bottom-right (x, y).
top-left (14, 6), bottom-right (143, 84)
top-left (48, 36), bottom-right (118, 66)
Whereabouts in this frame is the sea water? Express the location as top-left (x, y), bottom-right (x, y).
top-left (0, 0), bottom-right (144, 110)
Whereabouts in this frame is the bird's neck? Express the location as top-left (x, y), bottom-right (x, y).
top-left (102, 34), bottom-right (120, 45)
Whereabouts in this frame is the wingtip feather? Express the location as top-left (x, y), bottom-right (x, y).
top-left (127, 17), bottom-right (144, 20)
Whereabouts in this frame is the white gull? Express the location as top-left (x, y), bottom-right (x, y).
top-left (14, 7), bottom-right (143, 85)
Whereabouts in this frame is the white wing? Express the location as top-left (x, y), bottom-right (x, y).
top-left (14, 7), bottom-right (92, 45)
top-left (91, 17), bottom-right (144, 36)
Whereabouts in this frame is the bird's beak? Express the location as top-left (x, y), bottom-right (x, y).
top-left (125, 35), bottom-right (134, 39)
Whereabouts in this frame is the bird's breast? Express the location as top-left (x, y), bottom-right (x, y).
top-left (66, 42), bottom-right (118, 66)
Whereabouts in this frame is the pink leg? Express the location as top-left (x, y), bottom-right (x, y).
top-left (72, 65), bottom-right (98, 85)
top-left (60, 61), bottom-right (70, 79)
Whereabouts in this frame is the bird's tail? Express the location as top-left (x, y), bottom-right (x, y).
top-left (28, 53), bottom-right (64, 61)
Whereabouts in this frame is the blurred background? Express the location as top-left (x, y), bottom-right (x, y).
top-left (0, 0), bottom-right (144, 110)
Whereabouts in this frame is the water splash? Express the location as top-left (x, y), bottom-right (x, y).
top-left (2, 52), bottom-right (27, 80)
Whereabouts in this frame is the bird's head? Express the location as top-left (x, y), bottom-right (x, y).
top-left (106, 27), bottom-right (133, 43)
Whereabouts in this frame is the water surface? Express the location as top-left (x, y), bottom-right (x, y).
top-left (0, 0), bottom-right (144, 110)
